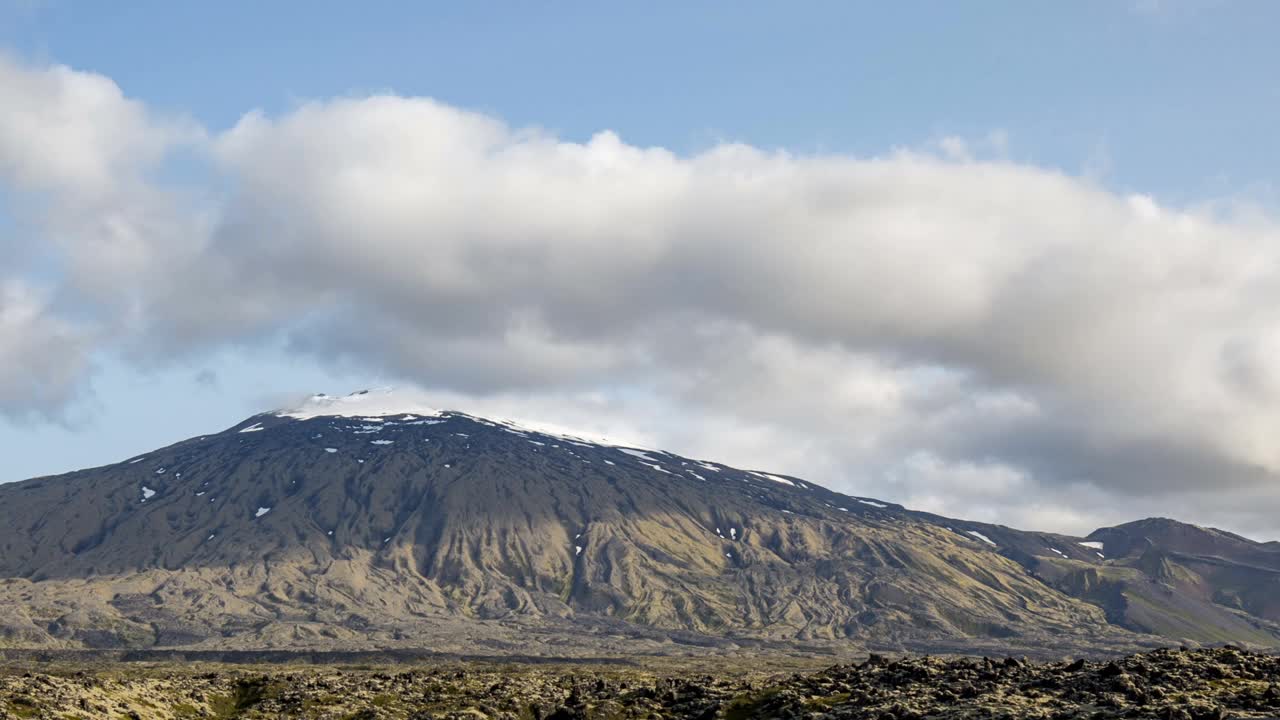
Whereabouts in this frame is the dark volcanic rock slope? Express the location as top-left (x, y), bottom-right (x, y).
top-left (0, 392), bottom-right (1276, 654)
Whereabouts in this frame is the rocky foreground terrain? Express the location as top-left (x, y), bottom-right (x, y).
top-left (4, 647), bottom-right (1280, 719)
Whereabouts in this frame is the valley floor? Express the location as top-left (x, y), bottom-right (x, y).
top-left (2, 647), bottom-right (1279, 719)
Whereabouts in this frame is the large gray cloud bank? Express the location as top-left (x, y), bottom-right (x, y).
top-left (4, 56), bottom-right (1280, 537)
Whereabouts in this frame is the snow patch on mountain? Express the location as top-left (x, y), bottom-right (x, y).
top-left (277, 388), bottom-right (445, 420)
top-left (967, 530), bottom-right (997, 546)
top-left (750, 471), bottom-right (796, 487)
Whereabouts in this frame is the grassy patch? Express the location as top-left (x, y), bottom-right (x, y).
top-left (804, 691), bottom-right (851, 709)
top-left (5, 698), bottom-right (39, 719)
top-left (722, 688), bottom-right (781, 720)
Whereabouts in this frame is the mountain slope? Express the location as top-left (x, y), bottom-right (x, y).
top-left (0, 391), bottom-right (1274, 656)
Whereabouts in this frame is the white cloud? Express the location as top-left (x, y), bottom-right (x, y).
top-left (0, 55), bottom-right (210, 396)
top-left (0, 281), bottom-right (89, 419)
top-left (5, 55), bottom-right (1280, 536)
top-left (0, 55), bottom-right (199, 208)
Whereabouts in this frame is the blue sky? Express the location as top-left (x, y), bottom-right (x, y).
top-left (6, 1), bottom-right (1278, 199)
top-left (3, 2), bottom-right (1280, 537)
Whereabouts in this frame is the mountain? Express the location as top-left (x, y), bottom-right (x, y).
top-left (1, 390), bottom-right (1277, 658)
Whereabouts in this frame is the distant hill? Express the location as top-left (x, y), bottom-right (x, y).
top-left (1, 390), bottom-right (1277, 657)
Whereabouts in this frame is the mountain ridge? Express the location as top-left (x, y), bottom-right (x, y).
top-left (1, 390), bottom-right (1278, 657)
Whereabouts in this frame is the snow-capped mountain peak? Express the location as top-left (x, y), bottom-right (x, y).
top-left (275, 388), bottom-right (444, 420)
